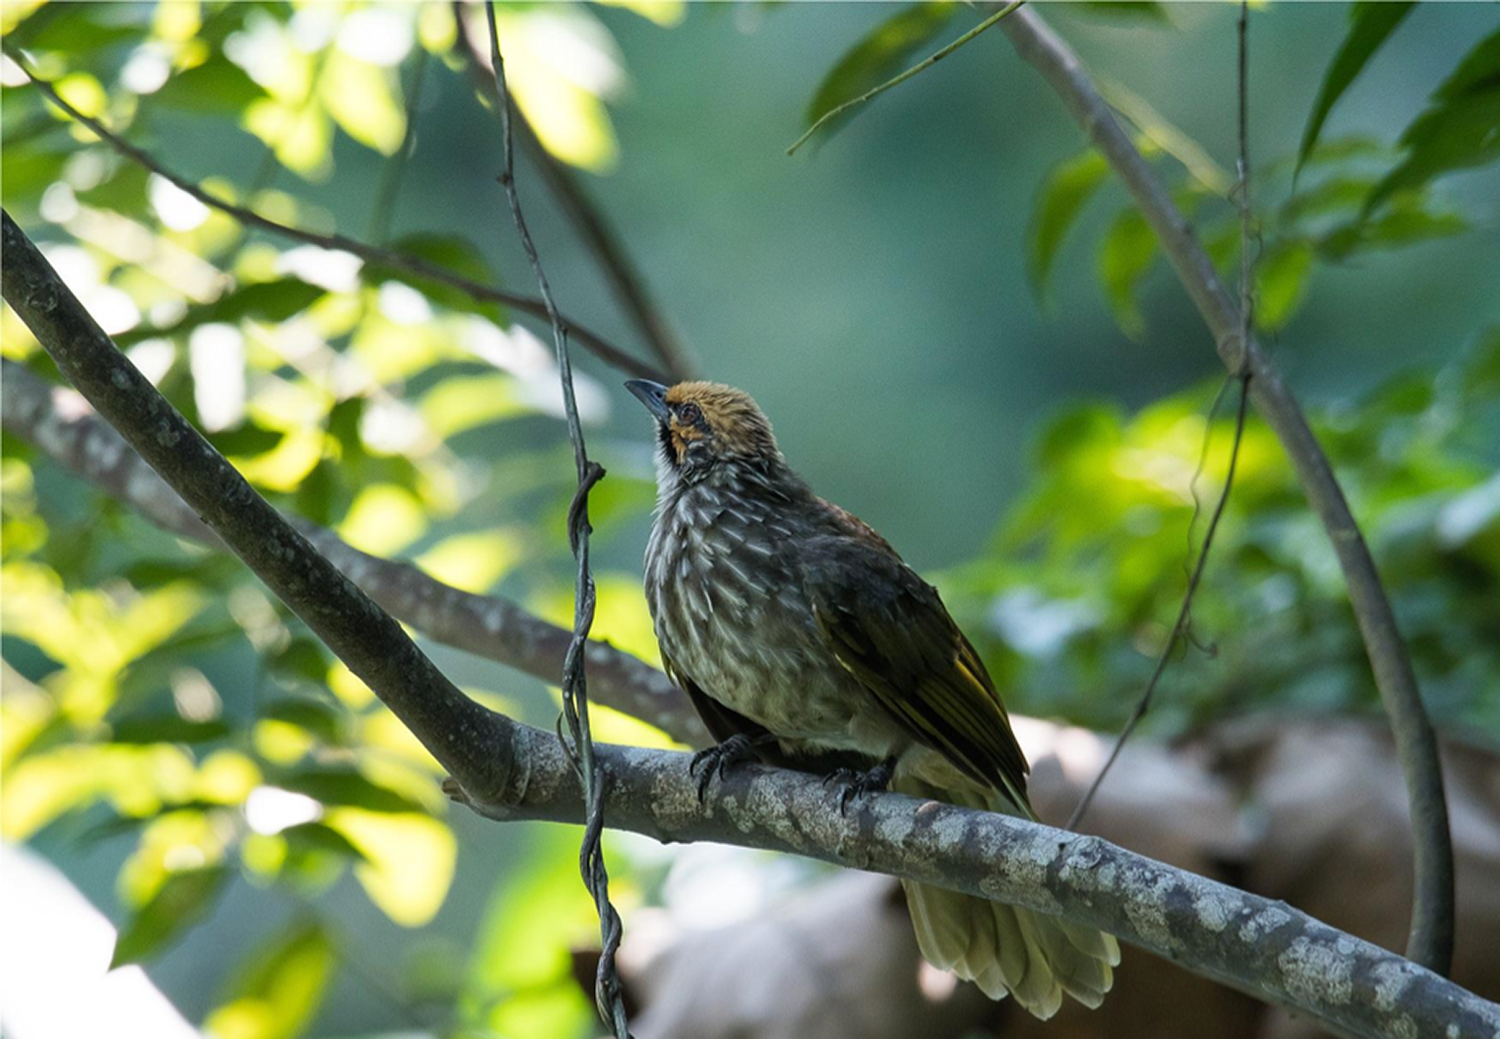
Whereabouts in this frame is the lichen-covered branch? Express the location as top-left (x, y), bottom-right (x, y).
top-left (0, 358), bottom-right (703, 745)
top-left (4, 208), bottom-right (1495, 1039)
top-left (999, 6), bottom-right (1454, 975)
top-left (465, 738), bottom-right (1500, 1039)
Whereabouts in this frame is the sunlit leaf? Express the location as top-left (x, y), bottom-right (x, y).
top-left (466, 829), bottom-right (594, 1036)
top-left (326, 808), bottom-right (456, 926)
top-left (118, 277), bottom-right (326, 348)
top-left (1076, 2), bottom-right (1169, 22)
top-left (418, 373), bottom-right (528, 439)
top-left (276, 765), bottom-right (428, 814)
top-left (415, 529), bottom-right (523, 594)
top-left (337, 483), bottom-right (427, 555)
top-left (111, 864), bottom-right (231, 967)
top-left (363, 233), bottom-right (499, 317)
top-left (281, 821), bottom-right (368, 863)
top-left (1027, 149), bottom-right (1110, 300)
top-left (1253, 240), bottom-right (1314, 331)
top-left (244, 98), bottom-right (333, 181)
top-left (801, 3), bottom-right (958, 145)
top-left (595, 0), bottom-right (687, 27)
top-left (1296, 2), bottom-right (1415, 179)
top-left (1365, 27), bottom-right (1500, 214)
top-left (260, 698), bottom-right (344, 744)
top-left (495, 7), bottom-right (622, 172)
top-left (1096, 208), bottom-right (1157, 339)
top-left (204, 919), bottom-right (334, 1039)
top-left (321, 50), bottom-right (405, 156)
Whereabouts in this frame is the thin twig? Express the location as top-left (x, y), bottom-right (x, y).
top-left (447, 1), bottom-right (692, 380)
top-left (1066, 375), bottom-right (1248, 830)
top-left (483, 6), bottom-right (630, 1037)
top-left (786, 0), bottom-right (1027, 156)
top-left (369, 46), bottom-right (430, 244)
top-left (1001, 6), bottom-right (1454, 973)
top-left (1068, 1), bottom-right (1259, 831)
top-left (3, 50), bottom-right (665, 383)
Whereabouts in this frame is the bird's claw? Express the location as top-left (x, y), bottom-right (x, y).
top-left (688, 734), bottom-right (759, 803)
top-left (824, 758), bottom-right (896, 816)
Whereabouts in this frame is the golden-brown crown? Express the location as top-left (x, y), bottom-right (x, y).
top-left (663, 381), bottom-right (778, 460)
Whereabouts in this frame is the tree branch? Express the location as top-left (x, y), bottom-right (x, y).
top-left (1000, 5), bottom-right (1454, 975)
top-left (0, 358), bottom-right (704, 746)
top-left (4, 208), bottom-right (1495, 1039)
top-left (3, 54), bottom-right (668, 384)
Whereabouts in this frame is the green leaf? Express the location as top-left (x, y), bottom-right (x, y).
top-left (111, 714), bottom-right (232, 745)
top-left (364, 233), bottom-right (499, 317)
top-left (1097, 208), bottom-right (1158, 339)
top-left (1321, 192), bottom-right (1469, 257)
top-left (1365, 27), bottom-right (1500, 214)
top-left (1028, 149), bottom-right (1110, 300)
top-left (205, 919), bottom-right (334, 1039)
top-left (277, 766), bottom-right (427, 814)
top-left (111, 865), bottom-right (231, 967)
top-left (267, 636), bottom-right (328, 686)
top-left (117, 278), bottom-right (326, 347)
top-left (1296, 2), bottom-right (1416, 180)
top-left (152, 55), bottom-right (269, 113)
top-left (1254, 240), bottom-right (1315, 331)
top-left (281, 822), bottom-right (369, 863)
top-left (209, 421), bottom-right (286, 459)
top-left (1077, 2), bottom-right (1169, 23)
top-left (801, 3), bottom-right (959, 143)
top-left (7, 3), bottom-right (143, 53)
top-left (261, 698), bottom-right (344, 743)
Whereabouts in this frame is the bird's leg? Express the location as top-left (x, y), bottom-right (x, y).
top-left (824, 756), bottom-right (897, 815)
top-left (688, 733), bottom-right (773, 802)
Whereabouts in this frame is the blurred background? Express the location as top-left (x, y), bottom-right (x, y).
top-left (2, 3), bottom-right (1497, 1038)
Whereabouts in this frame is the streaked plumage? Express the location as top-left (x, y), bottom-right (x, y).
top-left (628, 379), bottom-right (1119, 1018)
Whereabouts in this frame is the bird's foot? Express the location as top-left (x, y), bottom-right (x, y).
top-left (824, 757), bottom-right (897, 815)
top-left (688, 734), bottom-right (763, 803)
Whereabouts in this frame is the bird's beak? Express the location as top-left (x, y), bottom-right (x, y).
top-left (625, 379), bottom-right (671, 422)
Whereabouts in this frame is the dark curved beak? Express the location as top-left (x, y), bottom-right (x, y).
top-left (625, 379), bottom-right (671, 422)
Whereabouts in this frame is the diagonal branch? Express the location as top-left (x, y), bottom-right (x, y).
top-left (4, 207), bottom-right (1496, 1039)
top-left (0, 358), bottom-right (704, 746)
top-left (3, 53), bottom-right (667, 383)
top-left (1000, 5), bottom-right (1454, 976)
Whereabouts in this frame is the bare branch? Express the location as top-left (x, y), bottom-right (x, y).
top-left (3, 52), bottom-right (667, 383)
top-left (0, 358), bottom-right (704, 746)
top-left (4, 208), bottom-right (1495, 1039)
top-left (1000, 5), bottom-right (1454, 975)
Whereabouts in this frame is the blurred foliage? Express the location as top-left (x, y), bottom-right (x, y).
top-left (942, 328), bottom-right (1500, 738)
top-left (1, 3), bottom-right (1497, 1039)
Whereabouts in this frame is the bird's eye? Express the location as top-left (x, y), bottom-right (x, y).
top-left (677, 403), bottom-right (702, 425)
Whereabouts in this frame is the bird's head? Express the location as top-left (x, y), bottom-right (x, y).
top-left (625, 379), bottom-right (780, 482)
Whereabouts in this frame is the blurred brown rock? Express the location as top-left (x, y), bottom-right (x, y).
top-left (600, 717), bottom-right (1500, 1039)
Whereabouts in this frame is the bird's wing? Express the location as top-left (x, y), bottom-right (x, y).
top-left (661, 650), bottom-right (874, 775)
top-left (802, 534), bottom-right (1032, 815)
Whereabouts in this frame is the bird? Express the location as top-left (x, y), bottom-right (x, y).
top-left (626, 378), bottom-right (1119, 1019)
